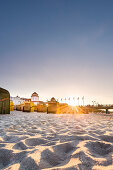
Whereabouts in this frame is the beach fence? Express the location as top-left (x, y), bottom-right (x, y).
top-left (0, 87), bottom-right (10, 114)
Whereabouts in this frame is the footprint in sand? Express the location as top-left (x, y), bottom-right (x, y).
top-left (40, 149), bottom-right (64, 167)
top-left (19, 157), bottom-right (39, 170)
top-left (13, 142), bottom-right (28, 150)
top-left (0, 149), bottom-right (14, 169)
top-left (86, 141), bottom-right (113, 157)
top-left (25, 138), bottom-right (48, 146)
top-left (73, 151), bottom-right (96, 169)
top-left (53, 142), bottom-right (74, 154)
top-left (100, 135), bottom-right (113, 143)
top-left (39, 142), bottom-right (75, 168)
top-left (3, 135), bottom-right (27, 143)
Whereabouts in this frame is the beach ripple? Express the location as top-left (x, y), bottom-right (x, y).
top-left (0, 111), bottom-right (112, 169)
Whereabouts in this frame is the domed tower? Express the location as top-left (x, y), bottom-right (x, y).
top-left (50, 97), bottom-right (56, 102)
top-left (31, 92), bottom-right (39, 105)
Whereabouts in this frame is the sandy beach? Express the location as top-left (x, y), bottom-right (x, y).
top-left (0, 111), bottom-right (113, 170)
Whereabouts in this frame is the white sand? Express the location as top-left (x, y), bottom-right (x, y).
top-left (0, 111), bottom-right (113, 170)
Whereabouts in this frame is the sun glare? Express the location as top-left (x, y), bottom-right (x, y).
top-left (68, 101), bottom-right (77, 106)
top-left (66, 99), bottom-right (77, 106)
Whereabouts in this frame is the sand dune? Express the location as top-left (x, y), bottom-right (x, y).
top-left (0, 111), bottom-right (113, 169)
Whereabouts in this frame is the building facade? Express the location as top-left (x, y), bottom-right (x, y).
top-left (31, 92), bottom-right (39, 105)
top-left (10, 96), bottom-right (24, 105)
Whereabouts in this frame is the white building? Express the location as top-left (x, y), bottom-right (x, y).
top-left (31, 92), bottom-right (39, 105)
top-left (10, 96), bottom-right (24, 105)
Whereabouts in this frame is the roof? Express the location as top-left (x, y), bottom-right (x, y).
top-left (31, 92), bottom-right (39, 97)
top-left (0, 87), bottom-right (10, 100)
top-left (51, 97), bottom-right (56, 102)
top-left (0, 87), bottom-right (10, 94)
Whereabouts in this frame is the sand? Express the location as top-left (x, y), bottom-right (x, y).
top-left (0, 111), bottom-right (113, 170)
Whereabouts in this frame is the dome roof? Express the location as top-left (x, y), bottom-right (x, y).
top-left (31, 92), bottom-right (39, 97)
top-left (51, 97), bottom-right (56, 102)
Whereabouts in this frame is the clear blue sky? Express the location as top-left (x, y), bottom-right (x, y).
top-left (0, 0), bottom-right (113, 104)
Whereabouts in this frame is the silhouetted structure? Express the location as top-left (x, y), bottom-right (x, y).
top-left (0, 87), bottom-right (10, 114)
top-left (48, 97), bottom-right (59, 113)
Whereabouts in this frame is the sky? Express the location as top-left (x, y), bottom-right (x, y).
top-left (0, 0), bottom-right (113, 105)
